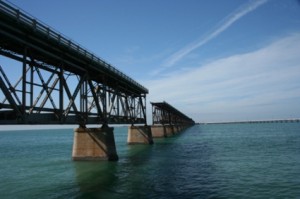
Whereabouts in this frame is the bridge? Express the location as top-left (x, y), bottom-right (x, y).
top-left (151, 101), bottom-right (195, 125)
top-left (0, 1), bottom-right (195, 161)
top-left (151, 101), bottom-right (195, 137)
top-left (0, 1), bottom-right (147, 126)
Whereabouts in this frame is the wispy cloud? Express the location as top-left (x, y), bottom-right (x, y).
top-left (144, 33), bottom-right (300, 122)
top-left (162, 0), bottom-right (269, 69)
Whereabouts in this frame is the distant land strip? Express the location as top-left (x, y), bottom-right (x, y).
top-left (200, 119), bottom-right (300, 125)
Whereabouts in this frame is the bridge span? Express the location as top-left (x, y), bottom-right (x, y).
top-left (0, 1), bottom-right (195, 161)
top-left (0, 1), bottom-right (147, 126)
top-left (151, 101), bottom-right (195, 137)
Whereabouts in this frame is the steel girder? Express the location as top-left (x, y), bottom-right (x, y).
top-left (0, 1), bottom-right (148, 95)
top-left (151, 102), bottom-right (195, 125)
top-left (0, 48), bottom-right (147, 125)
top-left (0, 1), bottom-right (147, 125)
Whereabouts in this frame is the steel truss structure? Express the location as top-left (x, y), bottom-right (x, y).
top-left (0, 1), bottom-right (148, 126)
top-left (151, 102), bottom-right (195, 125)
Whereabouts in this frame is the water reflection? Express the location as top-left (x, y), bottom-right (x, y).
top-left (73, 141), bottom-right (155, 198)
top-left (74, 161), bottom-right (120, 198)
top-left (73, 126), bottom-right (220, 198)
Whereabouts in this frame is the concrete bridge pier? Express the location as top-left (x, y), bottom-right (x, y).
top-left (173, 125), bottom-right (179, 134)
top-left (127, 125), bottom-right (154, 144)
top-left (164, 125), bottom-right (175, 137)
top-left (151, 124), bottom-right (190, 138)
top-left (151, 125), bottom-right (166, 138)
top-left (72, 125), bottom-right (119, 161)
top-left (180, 125), bottom-right (185, 132)
top-left (151, 125), bottom-right (175, 138)
top-left (175, 125), bottom-right (184, 133)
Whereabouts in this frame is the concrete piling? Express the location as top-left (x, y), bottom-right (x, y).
top-left (127, 125), bottom-right (154, 144)
top-left (72, 126), bottom-right (118, 161)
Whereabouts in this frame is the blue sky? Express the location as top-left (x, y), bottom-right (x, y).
top-left (5, 0), bottom-right (300, 123)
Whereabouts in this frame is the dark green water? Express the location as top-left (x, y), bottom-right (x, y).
top-left (0, 123), bottom-right (299, 198)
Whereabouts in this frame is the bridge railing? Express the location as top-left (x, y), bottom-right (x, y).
top-left (0, 1), bottom-right (148, 94)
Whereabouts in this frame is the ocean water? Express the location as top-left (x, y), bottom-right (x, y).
top-left (0, 123), bottom-right (299, 199)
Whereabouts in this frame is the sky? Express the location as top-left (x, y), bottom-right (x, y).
top-left (3, 0), bottom-right (300, 123)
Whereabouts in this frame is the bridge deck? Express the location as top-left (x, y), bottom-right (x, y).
top-left (0, 1), bottom-right (148, 96)
top-left (151, 101), bottom-right (194, 125)
top-left (0, 1), bottom-right (148, 125)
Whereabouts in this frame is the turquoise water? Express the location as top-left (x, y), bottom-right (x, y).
top-left (0, 123), bottom-right (299, 198)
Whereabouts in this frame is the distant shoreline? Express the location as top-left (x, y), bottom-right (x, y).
top-left (199, 119), bottom-right (300, 125)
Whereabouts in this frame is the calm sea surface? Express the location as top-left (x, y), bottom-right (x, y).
top-left (0, 123), bottom-right (299, 199)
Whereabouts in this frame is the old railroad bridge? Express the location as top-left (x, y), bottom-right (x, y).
top-left (0, 1), bottom-right (195, 161)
